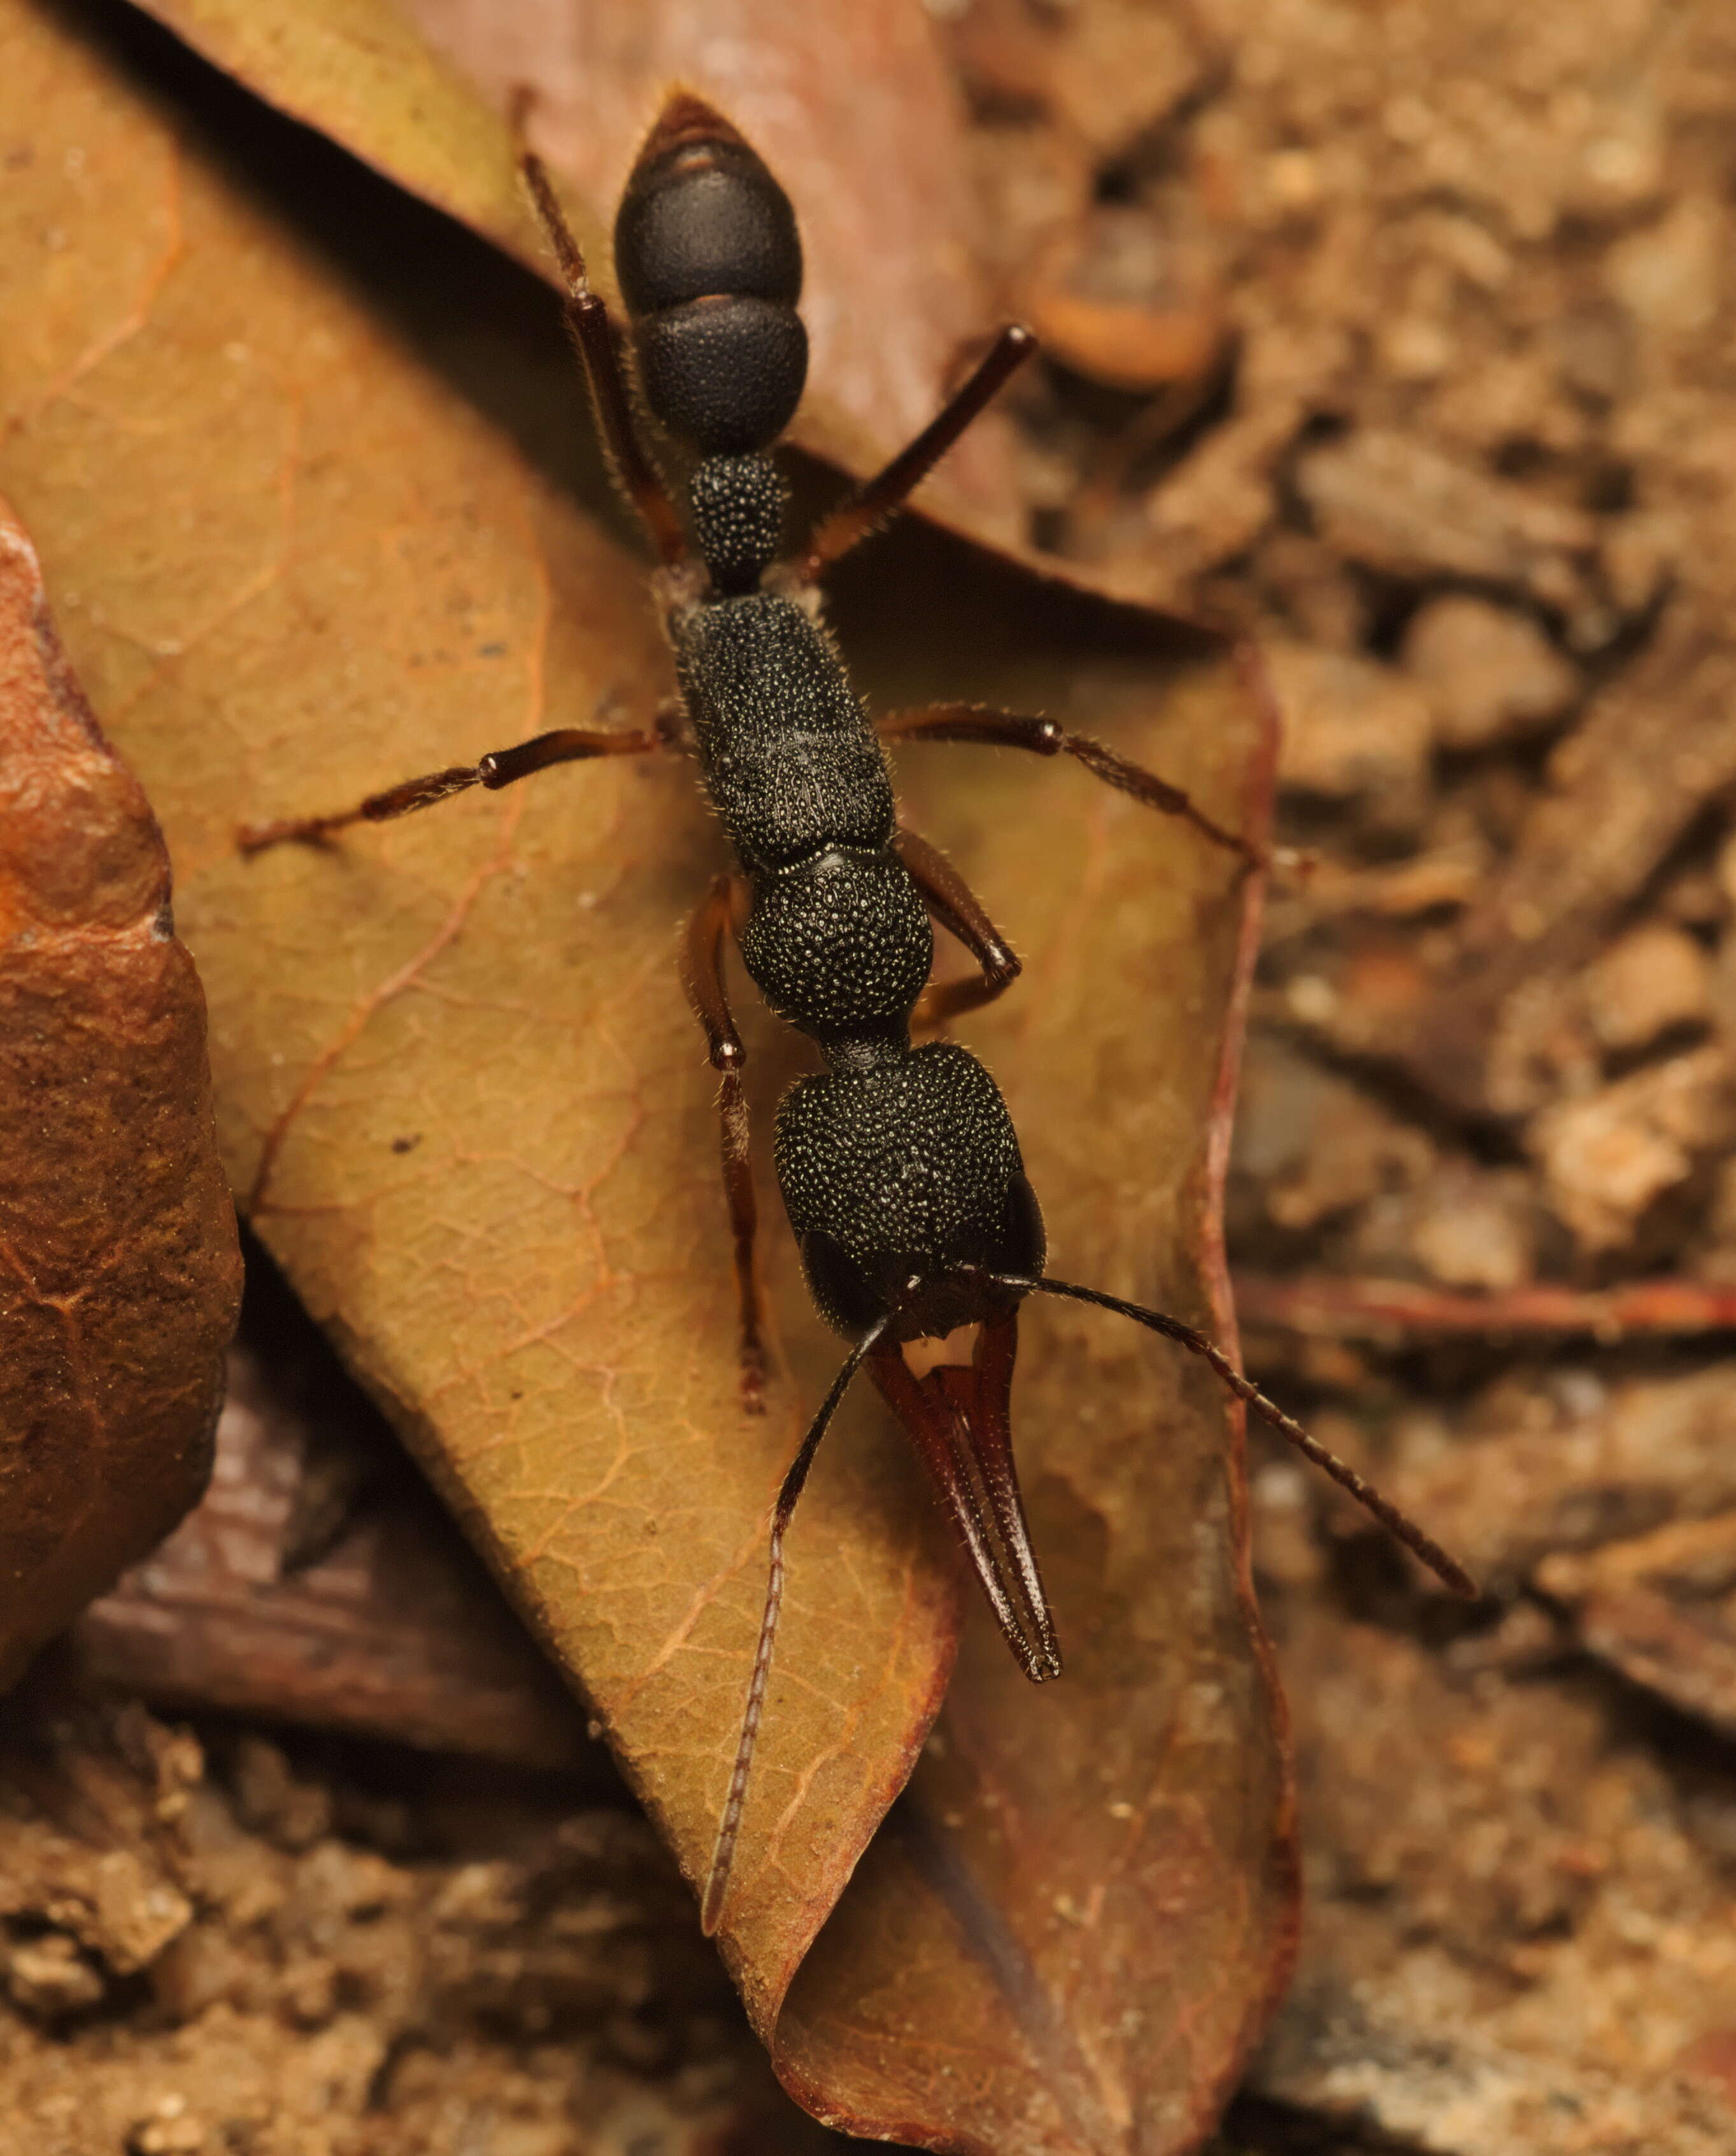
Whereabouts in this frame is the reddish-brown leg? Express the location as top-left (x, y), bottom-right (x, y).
top-left (518, 150), bottom-right (688, 569)
top-left (880, 702), bottom-right (1263, 870)
top-left (237, 723), bottom-right (660, 854)
top-left (682, 873), bottom-right (768, 1414)
top-left (797, 326), bottom-right (1037, 581)
top-left (894, 825), bottom-right (1023, 1027)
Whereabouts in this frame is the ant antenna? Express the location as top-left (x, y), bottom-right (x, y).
top-left (701, 1313), bottom-right (891, 1937)
top-left (993, 1275), bottom-right (1478, 1600)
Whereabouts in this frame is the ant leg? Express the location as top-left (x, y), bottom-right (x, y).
top-left (894, 826), bottom-right (1021, 1027)
top-left (797, 326), bottom-right (1036, 581)
top-left (880, 702), bottom-right (1263, 871)
top-left (237, 722), bottom-right (660, 854)
top-left (518, 150), bottom-right (688, 569)
top-left (683, 873), bottom-right (769, 1414)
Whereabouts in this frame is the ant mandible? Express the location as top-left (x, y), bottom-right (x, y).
top-left (241, 95), bottom-right (1475, 1938)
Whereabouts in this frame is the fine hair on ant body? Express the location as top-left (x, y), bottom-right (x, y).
top-left (241, 94), bottom-right (1476, 1938)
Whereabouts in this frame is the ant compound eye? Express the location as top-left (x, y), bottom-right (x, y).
top-left (799, 1228), bottom-right (883, 1337)
top-left (994, 1170), bottom-right (1046, 1280)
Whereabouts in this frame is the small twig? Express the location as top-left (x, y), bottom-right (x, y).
top-left (1234, 1273), bottom-right (1736, 1344)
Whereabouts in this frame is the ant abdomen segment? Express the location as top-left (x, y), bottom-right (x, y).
top-left (615, 100), bottom-right (808, 460)
top-left (638, 301), bottom-right (808, 460)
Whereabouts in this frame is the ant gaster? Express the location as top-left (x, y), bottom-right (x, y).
top-left (241, 96), bottom-right (1476, 1938)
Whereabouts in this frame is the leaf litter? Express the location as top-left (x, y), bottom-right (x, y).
top-left (0, 4), bottom-right (1290, 2150)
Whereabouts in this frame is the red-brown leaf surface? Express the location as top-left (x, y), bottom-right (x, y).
top-left (127, 0), bottom-right (1024, 546)
top-left (0, 495), bottom-right (241, 1687)
top-left (0, 4), bottom-right (1292, 2146)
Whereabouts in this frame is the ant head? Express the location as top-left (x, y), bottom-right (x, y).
top-left (774, 1042), bottom-right (1045, 1342)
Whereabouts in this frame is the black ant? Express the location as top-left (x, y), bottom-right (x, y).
top-left (241, 95), bottom-right (1475, 1938)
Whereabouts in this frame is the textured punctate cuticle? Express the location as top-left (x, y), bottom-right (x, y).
top-left (637, 298), bottom-right (808, 457)
top-left (776, 1044), bottom-right (1041, 1338)
top-left (739, 848), bottom-right (932, 1042)
top-left (691, 455), bottom-right (786, 595)
top-left (671, 594), bottom-right (892, 868)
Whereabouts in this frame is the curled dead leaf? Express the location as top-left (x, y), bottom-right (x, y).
top-left (0, 495), bottom-right (241, 1687)
top-left (0, 6), bottom-right (1292, 2147)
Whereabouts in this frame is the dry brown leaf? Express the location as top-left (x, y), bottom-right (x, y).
top-left (0, 6), bottom-right (1291, 2146)
top-left (0, 494), bottom-right (241, 1689)
top-left (127, 0), bottom-right (1023, 546)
